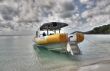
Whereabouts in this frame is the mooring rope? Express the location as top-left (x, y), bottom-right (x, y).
top-left (85, 38), bottom-right (100, 47)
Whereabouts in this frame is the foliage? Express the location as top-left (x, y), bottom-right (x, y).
top-left (85, 24), bottom-right (110, 34)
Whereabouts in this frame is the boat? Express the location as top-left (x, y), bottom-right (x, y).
top-left (33, 22), bottom-right (84, 55)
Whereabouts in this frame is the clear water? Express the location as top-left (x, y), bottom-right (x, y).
top-left (0, 35), bottom-right (110, 71)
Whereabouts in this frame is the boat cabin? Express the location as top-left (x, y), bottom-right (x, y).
top-left (37, 22), bottom-right (68, 37)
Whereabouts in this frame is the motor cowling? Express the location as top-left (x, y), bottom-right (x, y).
top-left (69, 32), bottom-right (84, 43)
top-left (76, 32), bottom-right (84, 43)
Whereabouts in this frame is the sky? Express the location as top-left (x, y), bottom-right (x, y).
top-left (0, 0), bottom-right (110, 33)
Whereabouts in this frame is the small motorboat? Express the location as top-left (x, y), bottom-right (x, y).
top-left (33, 22), bottom-right (84, 55)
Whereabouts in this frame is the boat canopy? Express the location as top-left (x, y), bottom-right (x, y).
top-left (40, 22), bottom-right (68, 30)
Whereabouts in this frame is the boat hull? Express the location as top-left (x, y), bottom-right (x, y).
top-left (35, 43), bottom-right (67, 53)
top-left (34, 33), bottom-right (68, 45)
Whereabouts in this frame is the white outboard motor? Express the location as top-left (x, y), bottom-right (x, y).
top-left (67, 32), bottom-right (84, 55)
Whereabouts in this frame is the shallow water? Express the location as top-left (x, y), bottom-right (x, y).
top-left (0, 36), bottom-right (42, 71)
top-left (0, 35), bottom-right (110, 71)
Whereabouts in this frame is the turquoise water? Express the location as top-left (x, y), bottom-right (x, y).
top-left (0, 35), bottom-right (110, 71)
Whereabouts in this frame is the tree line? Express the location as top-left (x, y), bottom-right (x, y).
top-left (85, 24), bottom-right (110, 34)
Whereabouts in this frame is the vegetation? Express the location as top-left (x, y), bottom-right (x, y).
top-left (85, 24), bottom-right (110, 34)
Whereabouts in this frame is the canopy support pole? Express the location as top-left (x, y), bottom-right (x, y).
top-left (54, 30), bottom-right (56, 34)
top-left (47, 27), bottom-right (49, 35)
top-left (59, 29), bottom-right (60, 33)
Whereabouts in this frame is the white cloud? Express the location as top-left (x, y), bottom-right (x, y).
top-left (0, 0), bottom-right (110, 33)
top-left (82, 0), bottom-right (110, 28)
top-left (80, 0), bottom-right (89, 4)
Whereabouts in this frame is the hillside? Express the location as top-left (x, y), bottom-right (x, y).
top-left (85, 24), bottom-right (110, 34)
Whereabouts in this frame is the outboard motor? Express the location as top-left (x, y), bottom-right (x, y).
top-left (67, 32), bottom-right (84, 55)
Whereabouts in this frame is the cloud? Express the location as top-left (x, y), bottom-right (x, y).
top-left (82, 0), bottom-right (110, 27)
top-left (0, 6), bottom-right (18, 20)
top-left (0, 0), bottom-right (110, 32)
top-left (80, 0), bottom-right (89, 4)
top-left (62, 1), bottom-right (74, 11)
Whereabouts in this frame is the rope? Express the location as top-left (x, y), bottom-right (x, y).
top-left (84, 38), bottom-right (100, 47)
